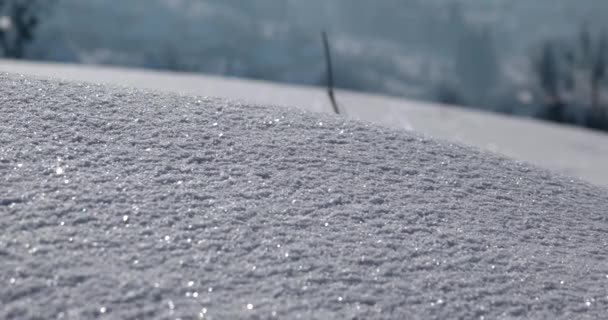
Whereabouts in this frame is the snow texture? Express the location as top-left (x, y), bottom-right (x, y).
top-left (2, 59), bottom-right (608, 189)
top-left (1, 73), bottom-right (608, 319)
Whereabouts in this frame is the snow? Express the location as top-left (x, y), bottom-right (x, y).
top-left (1, 73), bottom-right (608, 319)
top-left (2, 59), bottom-right (608, 188)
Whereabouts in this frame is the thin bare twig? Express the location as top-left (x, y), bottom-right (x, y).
top-left (322, 30), bottom-right (340, 115)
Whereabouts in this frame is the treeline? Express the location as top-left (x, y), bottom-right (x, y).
top-left (533, 26), bottom-right (607, 129)
top-left (436, 4), bottom-right (608, 132)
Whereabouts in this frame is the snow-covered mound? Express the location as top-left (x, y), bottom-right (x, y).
top-left (2, 59), bottom-right (608, 188)
top-left (1, 73), bottom-right (607, 319)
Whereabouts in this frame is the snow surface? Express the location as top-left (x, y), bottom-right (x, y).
top-left (1, 73), bottom-right (608, 319)
top-left (2, 59), bottom-right (608, 188)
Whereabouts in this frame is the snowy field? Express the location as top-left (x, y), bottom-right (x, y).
top-left (1, 59), bottom-right (608, 188)
top-left (1, 73), bottom-right (608, 318)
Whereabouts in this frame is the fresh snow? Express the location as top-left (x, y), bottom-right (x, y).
top-left (1, 59), bottom-right (608, 188)
top-left (1, 73), bottom-right (607, 319)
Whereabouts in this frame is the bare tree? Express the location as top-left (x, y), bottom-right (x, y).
top-left (536, 42), bottom-right (560, 102)
top-left (533, 41), bottom-right (565, 121)
top-left (532, 26), bottom-right (608, 128)
top-left (0, 0), bottom-right (53, 59)
top-left (450, 14), bottom-right (500, 108)
top-left (591, 34), bottom-right (606, 110)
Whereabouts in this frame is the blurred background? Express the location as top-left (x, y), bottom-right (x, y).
top-left (1, 0), bottom-right (608, 131)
